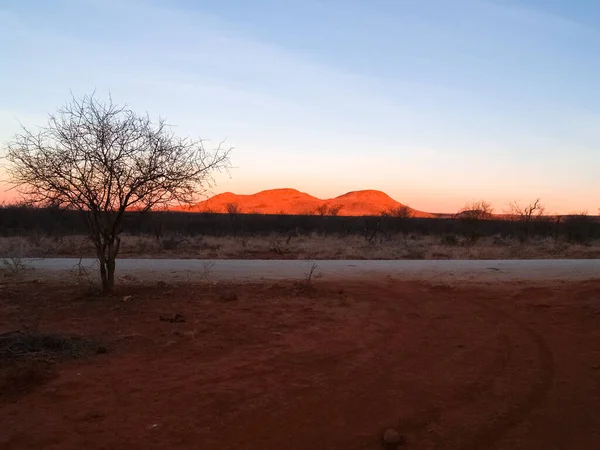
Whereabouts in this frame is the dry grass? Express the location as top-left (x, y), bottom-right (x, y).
top-left (2, 233), bottom-right (600, 260)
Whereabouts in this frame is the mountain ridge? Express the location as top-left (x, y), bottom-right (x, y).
top-left (177, 188), bottom-right (433, 217)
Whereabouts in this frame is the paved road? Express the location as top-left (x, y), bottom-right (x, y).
top-left (11, 258), bottom-right (600, 284)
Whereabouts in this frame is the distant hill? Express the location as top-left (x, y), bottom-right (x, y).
top-left (177, 188), bottom-right (434, 217)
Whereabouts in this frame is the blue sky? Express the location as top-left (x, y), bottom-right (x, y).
top-left (1, 0), bottom-right (599, 213)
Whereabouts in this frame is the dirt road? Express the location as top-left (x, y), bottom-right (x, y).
top-left (14, 258), bottom-right (600, 284)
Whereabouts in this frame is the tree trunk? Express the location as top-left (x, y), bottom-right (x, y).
top-left (97, 243), bottom-right (110, 293)
top-left (106, 256), bottom-right (116, 293)
top-left (97, 237), bottom-right (119, 294)
top-left (99, 255), bottom-right (109, 292)
top-left (103, 240), bottom-right (117, 293)
top-left (104, 237), bottom-right (120, 294)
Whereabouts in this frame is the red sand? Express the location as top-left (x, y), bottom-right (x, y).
top-left (178, 188), bottom-right (433, 217)
top-left (2, 279), bottom-right (600, 449)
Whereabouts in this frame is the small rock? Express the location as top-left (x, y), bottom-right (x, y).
top-left (382, 428), bottom-right (404, 446)
top-left (219, 290), bottom-right (239, 302)
top-left (123, 295), bottom-right (133, 302)
top-left (157, 281), bottom-right (167, 288)
top-left (96, 346), bottom-right (108, 354)
top-left (159, 314), bottom-right (185, 323)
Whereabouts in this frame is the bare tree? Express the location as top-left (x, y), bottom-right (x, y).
top-left (383, 205), bottom-right (413, 219)
top-left (456, 200), bottom-right (494, 220)
top-left (225, 202), bottom-right (241, 237)
top-left (505, 198), bottom-right (545, 222)
top-left (3, 93), bottom-right (231, 293)
top-left (454, 200), bottom-right (494, 244)
top-left (504, 198), bottom-right (545, 240)
top-left (327, 204), bottom-right (343, 216)
top-left (225, 202), bottom-right (240, 214)
top-left (316, 204), bottom-right (329, 216)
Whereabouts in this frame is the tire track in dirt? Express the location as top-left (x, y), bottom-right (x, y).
top-left (454, 299), bottom-right (555, 450)
top-left (166, 304), bottom-right (402, 390)
top-left (349, 288), bottom-right (555, 450)
top-left (387, 335), bottom-right (514, 438)
top-left (347, 295), bottom-right (514, 450)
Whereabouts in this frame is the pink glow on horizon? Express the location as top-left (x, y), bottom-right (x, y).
top-left (0, 181), bottom-right (596, 216)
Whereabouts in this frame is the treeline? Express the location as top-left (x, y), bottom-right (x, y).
top-left (1, 204), bottom-right (600, 244)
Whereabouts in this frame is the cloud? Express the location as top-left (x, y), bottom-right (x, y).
top-left (1, 0), bottom-right (599, 213)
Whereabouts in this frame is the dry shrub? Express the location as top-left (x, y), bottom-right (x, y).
top-left (0, 330), bottom-right (104, 400)
top-left (3, 231), bottom-right (600, 260)
top-left (160, 236), bottom-right (183, 251)
top-left (441, 235), bottom-right (459, 246)
top-left (25, 231), bottom-right (45, 248)
top-left (492, 235), bottom-right (510, 247)
top-left (0, 330), bottom-right (100, 361)
top-left (403, 245), bottom-right (427, 259)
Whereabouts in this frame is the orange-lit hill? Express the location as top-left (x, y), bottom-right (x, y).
top-left (177, 188), bottom-right (433, 217)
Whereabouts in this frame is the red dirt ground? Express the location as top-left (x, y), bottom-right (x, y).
top-left (1, 278), bottom-right (600, 449)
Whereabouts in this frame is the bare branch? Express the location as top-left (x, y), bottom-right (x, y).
top-left (226, 202), bottom-right (240, 214)
top-left (382, 205), bottom-right (413, 219)
top-left (316, 204), bottom-right (329, 216)
top-left (504, 198), bottom-right (545, 222)
top-left (328, 204), bottom-right (343, 216)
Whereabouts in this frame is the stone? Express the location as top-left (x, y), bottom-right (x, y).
top-left (382, 428), bottom-right (404, 446)
top-left (219, 290), bottom-right (239, 302)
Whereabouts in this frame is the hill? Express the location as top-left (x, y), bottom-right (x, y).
top-left (178, 188), bottom-right (433, 217)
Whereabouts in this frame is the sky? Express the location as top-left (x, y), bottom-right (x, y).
top-left (0, 0), bottom-right (599, 214)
